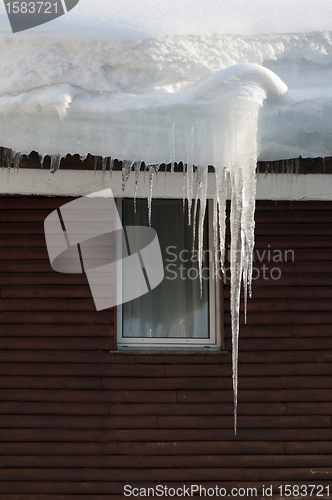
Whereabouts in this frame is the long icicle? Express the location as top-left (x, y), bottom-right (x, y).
top-left (196, 165), bottom-right (208, 297)
top-left (229, 167), bottom-right (243, 436)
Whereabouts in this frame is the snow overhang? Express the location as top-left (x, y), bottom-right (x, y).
top-left (1, 1), bottom-right (332, 163)
top-left (1, 27), bottom-right (332, 162)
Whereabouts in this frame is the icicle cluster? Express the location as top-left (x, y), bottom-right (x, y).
top-left (166, 101), bottom-right (259, 435)
top-left (117, 64), bottom-right (287, 434)
top-left (118, 101), bottom-right (259, 435)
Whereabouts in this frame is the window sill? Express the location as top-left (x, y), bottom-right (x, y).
top-left (110, 347), bottom-right (229, 354)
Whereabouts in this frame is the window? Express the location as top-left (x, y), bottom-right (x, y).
top-left (117, 199), bottom-right (221, 349)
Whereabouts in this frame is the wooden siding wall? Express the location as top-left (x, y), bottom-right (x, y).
top-left (0, 196), bottom-right (331, 499)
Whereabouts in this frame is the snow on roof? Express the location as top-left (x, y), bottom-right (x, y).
top-left (1, 0), bottom-right (332, 40)
top-left (0, 1), bottom-right (332, 161)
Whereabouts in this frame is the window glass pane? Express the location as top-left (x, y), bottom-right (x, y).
top-left (122, 199), bottom-right (210, 339)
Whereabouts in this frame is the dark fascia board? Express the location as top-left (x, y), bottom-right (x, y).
top-left (1, 147), bottom-right (332, 174)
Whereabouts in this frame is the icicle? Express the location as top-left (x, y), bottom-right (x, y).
top-left (38, 154), bottom-right (45, 168)
top-left (93, 156), bottom-right (99, 172)
top-left (133, 161), bottom-right (142, 213)
top-left (102, 157), bottom-right (109, 172)
top-left (50, 155), bottom-right (61, 173)
top-left (122, 160), bottom-right (133, 191)
top-left (12, 152), bottom-right (21, 170)
top-left (110, 158), bottom-right (114, 177)
top-left (164, 164), bottom-right (170, 192)
top-left (185, 126), bottom-right (194, 226)
top-left (196, 165), bottom-right (208, 296)
top-left (2, 148), bottom-right (13, 170)
top-left (147, 164), bottom-right (160, 226)
top-left (192, 168), bottom-right (200, 248)
top-left (215, 166), bottom-right (228, 278)
top-left (265, 162), bottom-right (270, 176)
top-left (182, 162), bottom-right (186, 213)
top-left (229, 168), bottom-right (243, 436)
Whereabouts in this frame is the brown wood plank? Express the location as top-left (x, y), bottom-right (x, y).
top-left (224, 312), bottom-right (332, 326)
top-left (165, 363), bottom-right (330, 377)
top-left (139, 351), bottom-right (322, 364)
top-left (287, 402), bottom-right (332, 415)
top-left (0, 224), bottom-right (45, 235)
top-left (101, 376), bottom-right (281, 391)
top-left (0, 236), bottom-right (12, 247)
top-left (281, 376), bottom-right (332, 389)
top-left (252, 223), bottom-right (332, 236)
top-left (0, 351), bottom-right (129, 363)
top-left (0, 325), bottom-right (111, 337)
top-left (0, 274), bottom-right (88, 285)
top-left (232, 273), bottom-right (332, 286)
top-left (0, 299), bottom-right (96, 312)
top-left (0, 312), bottom-right (112, 325)
top-left (224, 299), bottom-right (332, 313)
top-left (4, 454), bottom-right (332, 469)
top-left (225, 325), bottom-right (332, 338)
top-left (258, 200), bottom-right (332, 211)
top-left (0, 415), bottom-right (157, 429)
top-left (2, 360), bottom-right (328, 378)
top-left (1, 286), bottom-right (93, 299)
top-left (0, 481), bottom-right (329, 495)
top-left (0, 363), bottom-right (161, 377)
top-left (252, 236), bottom-right (332, 248)
top-left (0, 496), bottom-right (110, 500)
top-left (177, 389), bottom-right (332, 404)
top-left (0, 428), bottom-right (331, 442)
top-left (286, 442), bottom-right (332, 454)
top-left (288, 299), bottom-right (332, 311)
top-left (3, 467), bottom-right (332, 482)
top-left (0, 443), bottom-right (118, 455)
top-left (1, 481), bottom-right (330, 496)
top-left (0, 338), bottom-right (114, 350)
top-left (0, 402), bottom-right (286, 416)
top-left (227, 338), bottom-right (332, 350)
top-left (0, 402), bottom-right (110, 415)
top-left (118, 441), bottom-right (285, 455)
top-left (109, 402), bottom-right (288, 416)
top-left (0, 262), bottom-right (57, 272)
top-left (0, 482), bottom-right (120, 494)
top-left (0, 248), bottom-right (49, 259)
top-left (157, 415), bottom-right (330, 429)
top-left (0, 349), bottom-right (326, 364)
top-left (0, 377), bottom-right (103, 390)
top-left (0, 210), bottom-right (58, 222)
top-left (254, 211), bottom-right (332, 223)
top-left (250, 262), bottom-right (332, 273)
top-left (0, 389), bottom-right (178, 404)
top-left (224, 286), bottom-right (332, 299)
top-left (1, 209), bottom-right (110, 223)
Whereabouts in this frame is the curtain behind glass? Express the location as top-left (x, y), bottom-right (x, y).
top-left (122, 199), bottom-right (210, 339)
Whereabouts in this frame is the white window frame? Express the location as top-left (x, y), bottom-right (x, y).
top-left (116, 199), bottom-right (222, 350)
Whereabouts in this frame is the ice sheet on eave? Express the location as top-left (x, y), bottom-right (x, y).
top-left (1, 0), bottom-right (332, 161)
